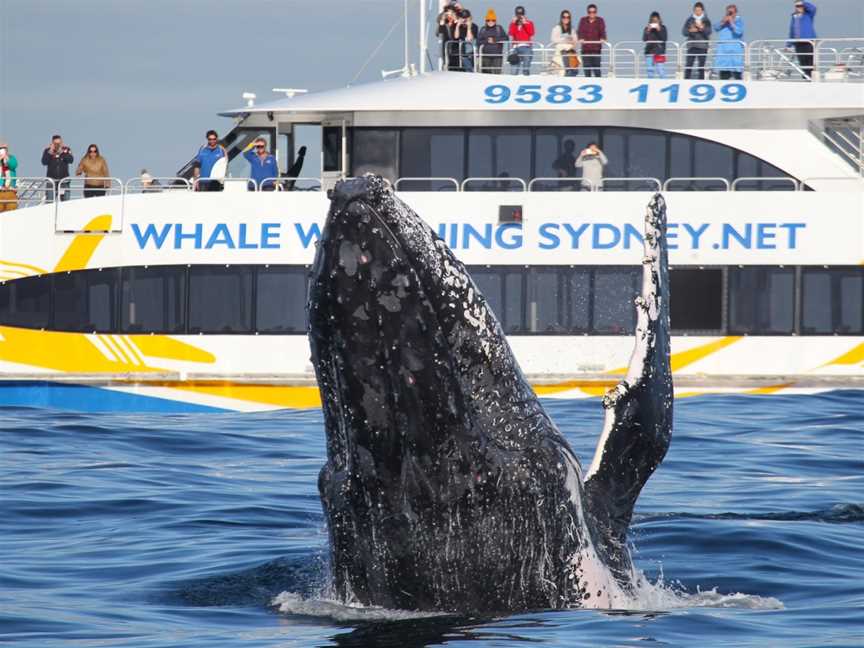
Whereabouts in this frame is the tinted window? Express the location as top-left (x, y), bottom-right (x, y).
top-left (352, 129), bottom-right (398, 181)
top-left (593, 268), bottom-right (639, 334)
top-left (566, 269), bottom-right (591, 332)
top-left (400, 129), bottom-right (465, 186)
top-left (256, 266), bottom-right (308, 333)
top-left (189, 266), bottom-right (253, 333)
top-left (323, 126), bottom-right (342, 172)
top-left (527, 269), bottom-right (563, 332)
top-left (503, 270), bottom-right (524, 333)
top-left (470, 268), bottom-right (503, 322)
top-left (670, 268), bottom-right (723, 331)
top-left (694, 139), bottom-right (734, 189)
top-left (535, 128), bottom-right (599, 180)
top-left (121, 266), bottom-right (186, 333)
top-left (468, 128), bottom-right (531, 182)
top-left (54, 269), bottom-right (118, 332)
top-left (729, 267), bottom-right (795, 334)
top-left (627, 131), bottom-right (666, 179)
top-left (0, 275), bottom-right (50, 329)
top-left (802, 268), bottom-right (863, 334)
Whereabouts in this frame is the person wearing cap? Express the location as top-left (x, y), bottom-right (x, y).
top-left (508, 6), bottom-right (535, 76)
top-left (577, 4), bottom-right (608, 78)
top-left (0, 143), bottom-right (18, 212)
top-left (788, 1), bottom-right (817, 79)
top-left (453, 8), bottom-right (478, 72)
top-left (478, 9), bottom-right (508, 74)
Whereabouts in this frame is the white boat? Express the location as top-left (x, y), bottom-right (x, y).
top-left (0, 21), bottom-right (861, 412)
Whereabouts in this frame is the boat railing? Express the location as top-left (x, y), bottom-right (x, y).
top-left (731, 177), bottom-right (799, 191)
top-left (57, 176), bottom-right (124, 200)
top-left (527, 177), bottom-right (591, 191)
top-left (255, 177), bottom-right (323, 191)
top-left (1, 177), bottom-right (55, 209)
top-left (598, 177), bottom-right (663, 192)
top-left (461, 177), bottom-right (527, 192)
top-left (394, 177), bottom-right (459, 192)
top-left (663, 177), bottom-right (731, 191)
top-left (192, 177), bottom-right (252, 192)
top-left (124, 177), bottom-right (192, 193)
top-left (441, 37), bottom-right (864, 81)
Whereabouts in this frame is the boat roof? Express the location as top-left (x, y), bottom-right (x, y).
top-left (220, 72), bottom-right (864, 120)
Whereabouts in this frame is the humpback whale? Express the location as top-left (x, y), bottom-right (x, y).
top-left (308, 176), bottom-right (672, 613)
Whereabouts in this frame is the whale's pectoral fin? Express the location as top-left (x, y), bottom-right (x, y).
top-left (584, 193), bottom-right (673, 559)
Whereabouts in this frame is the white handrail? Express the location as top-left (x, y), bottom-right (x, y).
top-left (527, 177), bottom-right (591, 191)
top-left (58, 176), bottom-right (124, 197)
top-left (663, 177), bottom-right (731, 191)
top-left (257, 177), bottom-right (323, 191)
top-left (124, 177), bottom-right (191, 193)
top-left (599, 177), bottom-right (662, 191)
top-left (461, 177), bottom-right (527, 191)
top-left (192, 177), bottom-right (254, 191)
top-left (394, 177), bottom-right (459, 191)
top-left (731, 177), bottom-right (798, 191)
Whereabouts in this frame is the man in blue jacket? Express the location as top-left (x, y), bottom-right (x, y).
top-left (242, 137), bottom-right (279, 191)
top-left (788, 1), bottom-right (817, 79)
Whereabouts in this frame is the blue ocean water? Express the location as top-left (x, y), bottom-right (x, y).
top-left (1, 392), bottom-right (862, 647)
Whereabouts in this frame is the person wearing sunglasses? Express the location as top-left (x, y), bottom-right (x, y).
top-left (75, 144), bottom-right (111, 198)
top-left (577, 4), bottom-right (607, 78)
top-left (193, 129), bottom-right (227, 192)
top-left (242, 137), bottom-right (279, 191)
top-left (551, 10), bottom-right (579, 77)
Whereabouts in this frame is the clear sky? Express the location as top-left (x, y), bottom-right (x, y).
top-left (1, 0), bottom-right (861, 179)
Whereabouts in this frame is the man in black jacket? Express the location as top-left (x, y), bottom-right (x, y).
top-left (682, 2), bottom-right (712, 79)
top-left (41, 135), bottom-right (74, 202)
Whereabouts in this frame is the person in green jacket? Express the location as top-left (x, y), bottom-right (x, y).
top-left (0, 143), bottom-right (18, 189)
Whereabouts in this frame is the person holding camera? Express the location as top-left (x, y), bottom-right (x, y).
top-left (643, 12), bottom-right (669, 78)
top-left (682, 2), bottom-right (713, 80)
top-left (437, 5), bottom-right (460, 71)
top-left (575, 142), bottom-right (608, 191)
top-left (478, 10), bottom-right (508, 74)
top-left (508, 6), bottom-right (535, 76)
top-left (453, 8), bottom-right (478, 72)
top-left (577, 4), bottom-right (607, 77)
top-left (41, 135), bottom-right (74, 202)
top-left (714, 5), bottom-right (744, 80)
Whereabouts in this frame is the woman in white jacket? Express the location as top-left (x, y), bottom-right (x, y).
top-left (550, 10), bottom-right (579, 76)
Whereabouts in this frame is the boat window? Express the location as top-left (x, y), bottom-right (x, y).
top-left (121, 266), bottom-right (186, 334)
top-left (527, 269), bottom-right (564, 332)
top-left (352, 129), bottom-right (398, 182)
top-left (400, 128), bottom-right (465, 188)
top-left (592, 268), bottom-right (639, 334)
top-left (565, 268), bottom-right (592, 332)
top-left (534, 128), bottom-right (599, 180)
top-left (729, 267), bottom-right (795, 334)
top-left (256, 266), bottom-right (308, 333)
top-left (189, 266), bottom-right (253, 334)
top-left (503, 270), bottom-right (525, 333)
top-left (0, 275), bottom-right (50, 329)
top-left (470, 268), bottom-right (503, 321)
top-left (694, 140), bottom-right (734, 189)
top-left (467, 128), bottom-right (531, 188)
top-left (54, 269), bottom-right (118, 332)
top-left (323, 126), bottom-right (342, 173)
top-left (801, 268), bottom-right (864, 335)
top-left (670, 268), bottom-right (723, 332)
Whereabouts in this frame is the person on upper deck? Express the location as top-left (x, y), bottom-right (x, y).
top-left (576, 142), bottom-right (607, 191)
top-left (194, 130), bottom-right (227, 192)
top-left (714, 4), bottom-right (744, 80)
top-left (41, 135), bottom-right (73, 202)
top-left (453, 8), bottom-right (479, 72)
top-left (643, 12), bottom-right (668, 78)
top-left (551, 10), bottom-right (579, 77)
top-left (508, 6), bottom-right (535, 76)
top-left (478, 9), bottom-right (508, 74)
top-left (0, 143), bottom-right (18, 212)
top-left (682, 2), bottom-right (713, 80)
top-left (577, 4), bottom-right (607, 78)
top-left (437, 4), bottom-right (461, 71)
top-left (75, 144), bottom-right (111, 198)
top-left (243, 137), bottom-right (280, 191)
top-left (788, 1), bottom-right (817, 79)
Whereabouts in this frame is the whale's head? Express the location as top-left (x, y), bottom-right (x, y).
top-left (308, 176), bottom-right (585, 612)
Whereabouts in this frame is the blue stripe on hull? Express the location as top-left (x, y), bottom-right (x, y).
top-left (0, 382), bottom-right (228, 413)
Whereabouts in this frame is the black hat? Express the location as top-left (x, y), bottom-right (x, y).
top-left (515, 6), bottom-right (526, 15)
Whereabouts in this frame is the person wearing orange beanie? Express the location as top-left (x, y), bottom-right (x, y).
top-left (478, 9), bottom-right (509, 73)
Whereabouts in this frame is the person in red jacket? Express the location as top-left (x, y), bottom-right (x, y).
top-left (577, 3), bottom-right (607, 77)
top-left (508, 5), bottom-right (535, 75)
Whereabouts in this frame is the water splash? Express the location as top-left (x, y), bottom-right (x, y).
top-left (271, 592), bottom-right (449, 621)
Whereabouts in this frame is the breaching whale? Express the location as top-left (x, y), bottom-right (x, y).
top-left (308, 176), bottom-right (672, 613)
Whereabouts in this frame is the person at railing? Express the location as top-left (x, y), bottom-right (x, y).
top-left (643, 11), bottom-right (669, 78)
top-left (0, 142), bottom-right (18, 212)
top-left (139, 169), bottom-right (162, 193)
top-left (682, 2), bottom-right (712, 80)
top-left (478, 9), bottom-right (508, 74)
top-left (577, 4), bottom-right (607, 78)
top-left (714, 4), bottom-right (744, 80)
top-left (438, 5), bottom-right (460, 71)
top-left (75, 144), bottom-right (111, 198)
top-left (576, 142), bottom-right (607, 191)
top-left (453, 8), bottom-right (478, 73)
top-left (242, 137), bottom-right (279, 191)
top-left (508, 6), bottom-right (535, 76)
top-left (41, 135), bottom-right (73, 202)
top-left (193, 130), bottom-right (227, 192)
top-left (553, 139), bottom-right (578, 184)
top-left (551, 10), bottom-right (579, 77)
top-left (788, 1), bottom-right (817, 79)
